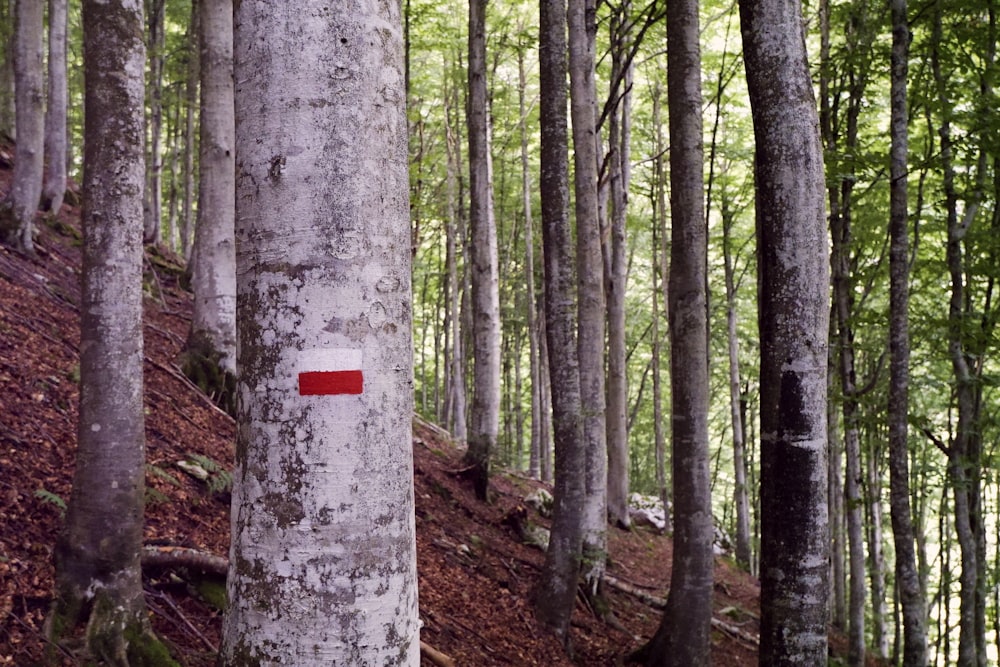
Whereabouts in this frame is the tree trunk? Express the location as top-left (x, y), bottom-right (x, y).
top-left (535, 0), bottom-right (586, 644)
top-left (518, 45), bottom-right (543, 481)
top-left (643, 0), bottom-right (714, 661)
top-left (568, 0), bottom-right (608, 593)
top-left (739, 0), bottom-right (831, 663)
top-left (180, 0), bottom-right (198, 262)
top-left (604, 3), bottom-right (631, 530)
top-left (142, 0), bottom-right (165, 245)
top-left (0, 0), bottom-right (13, 137)
top-left (2, 0), bottom-right (44, 255)
top-left (222, 3), bottom-right (419, 663)
top-left (49, 2), bottom-right (173, 662)
top-left (464, 0), bottom-right (501, 501)
top-left (182, 0), bottom-right (236, 415)
top-left (651, 83), bottom-right (670, 519)
top-left (41, 0), bottom-right (67, 215)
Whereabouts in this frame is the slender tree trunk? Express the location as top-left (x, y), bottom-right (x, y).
top-left (518, 45), bottom-right (542, 481)
top-left (464, 0), bottom-right (501, 501)
top-left (739, 0), bottom-right (831, 663)
top-left (651, 83), bottom-right (670, 519)
top-left (604, 3), bottom-right (631, 530)
top-left (0, 0), bottom-right (13, 137)
top-left (142, 0), bottom-right (165, 245)
top-left (535, 0), bottom-right (586, 644)
top-left (49, 2), bottom-right (173, 662)
top-left (180, 0), bottom-right (198, 262)
top-left (181, 0), bottom-right (236, 414)
top-left (568, 0), bottom-right (608, 593)
top-left (42, 0), bottom-right (67, 215)
top-left (642, 0), bottom-right (714, 661)
top-left (2, 0), bottom-right (44, 255)
top-left (223, 2), bottom-right (419, 662)
top-left (865, 441), bottom-right (889, 660)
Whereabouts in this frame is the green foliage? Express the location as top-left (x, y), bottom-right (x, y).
top-left (185, 453), bottom-right (233, 495)
top-left (34, 488), bottom-right (67, 515)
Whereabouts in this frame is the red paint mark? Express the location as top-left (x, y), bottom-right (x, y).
top-left (298, 370), bottom-right (364, 396)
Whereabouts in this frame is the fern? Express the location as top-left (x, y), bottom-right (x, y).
top-left (186, 453), bottom-right (233, 494)
top-left (34, 488), bottom-right (67, 515)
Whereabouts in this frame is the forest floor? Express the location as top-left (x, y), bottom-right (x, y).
top-left (0, 151), bottom-right (857, 666)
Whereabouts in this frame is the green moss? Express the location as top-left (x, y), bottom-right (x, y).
top-left (192, 576), bottom-right (228, 611)
top-left (123, 624), bottom-right (180, 667)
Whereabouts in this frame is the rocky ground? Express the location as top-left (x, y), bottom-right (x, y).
top-left (0, 151), bottom-right (770, 665)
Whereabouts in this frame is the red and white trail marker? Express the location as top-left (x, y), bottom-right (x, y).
top-left (297, 348), bottom-right (364, 396)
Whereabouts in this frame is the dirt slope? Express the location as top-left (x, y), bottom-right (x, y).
top-left (0, 155), bottom-right (763, 666)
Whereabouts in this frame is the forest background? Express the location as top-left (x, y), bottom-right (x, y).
top-left (0, 0), bottom-right (998, 665)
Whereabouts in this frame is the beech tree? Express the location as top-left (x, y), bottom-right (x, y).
top-left (739, 0), bottom-right (831, 663)
top-left (222, 1), bottom-right (419, 663)
top-left (41, 0), bottom-right (67, 214)
top-left (48, 1), bottom-right (174, 662)
top-left (535, 0), bottom-right (586, 644)
top-left (1, 0), bottom-right (43, 254)
top-left (464, 0), bottom-right (501, 501)
top-left (181, 0), bottom-right (236, 415)
top-left (639, 0), bottom-right (714, 661)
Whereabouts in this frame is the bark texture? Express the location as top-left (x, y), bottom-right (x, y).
top-left (887, 0), bottom-right (929, 662)
top-left (644, 0), bottom-right (714, 661)
top-left (42, 0), bottom-right (67, 214)
top-left (183, 0), bottom-right (236, 414)
top-left (49, 1), bottom-right (171, 662)
top-left (464, 0), bottom-right (501, 501)
top-left (535, 0), bottom-right (586, 643)
top-left (739, 0), bottom-right (831, 663)
top-left (3, 0), bottom-right (44, 254)
top-left (568, 0), bottom-right (608, 591)
top-left (223, 3), bottom-right (419, 664)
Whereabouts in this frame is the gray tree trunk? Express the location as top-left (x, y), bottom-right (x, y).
top-left (142, 0), bottom-right (165, 245)
top-left (222, 3), bottom-right (419, 663)
top-left (651, 84), bottom-right (671, 518)
top-left (535, 0), bottom-right (586, 643)
top-left (182, 0), bottom-right (236, 413)
top-left (41, 0), bottom-right (67, 214)
top-left (180, 0), bottom-right (198, 262)
top-left (887, 1), bottom-right (928, 661)
top-left (0, 0), bottom-right (13, 136)
top-left (49, 1), bottom-right (171, 662)
top-left (2, 0), bottom-right (44, 254)
top-left (739, 0), bottom-right (831, 663)
top-left (464, 0), bottom-right (501, 501)
top-left (568, 0), bottom-right (608, 592)
top-left (643, 0), bottom-right (714, 661)
top-left (604, 4), bottom-right (631, 530)
top-left (518, 46), bottom-right (543, 481)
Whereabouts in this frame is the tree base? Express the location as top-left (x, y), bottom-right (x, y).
top-left (179, 332), bottom-right (236, 417)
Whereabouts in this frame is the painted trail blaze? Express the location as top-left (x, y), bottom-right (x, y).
top-left (297, 348), bottom-right (364, 395)
top-left (298, 370), bottom-right (364, 395)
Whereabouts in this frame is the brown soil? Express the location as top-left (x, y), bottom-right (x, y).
top-left (0, 152), bottom-right (767, 666)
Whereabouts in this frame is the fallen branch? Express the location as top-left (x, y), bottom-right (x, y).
top-left (141, 545), bottom-right (229, 578)
top-left (603, 574), bottom-right (759, 646)
top-left (420, 641), bottom-right (456, 667)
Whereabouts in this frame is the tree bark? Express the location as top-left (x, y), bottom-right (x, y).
top-left (142, 0), bottom-right (165, 245)
top-left (604, 2), bottom-right (631, 530)
top-left (739, 0), bottom-right (831, 663)
top-left (182, 0), bottom-right (236, 414)
top-left (568, 0), bottom-right (608, 593)
top-left (464, 0), bottom-right (501, 501)
top-left (2, 0), bottom-right (44, 255)
top-left (643, 0), bottom-right (714, 661)
top-left (49, 2), bottom-right (173, 662)
top-left (41, 0), bottom-right (67, 215)
top-left (223, 3), bottom-right (419, 663)
top-left (535, 0), bottom-right (586, 644)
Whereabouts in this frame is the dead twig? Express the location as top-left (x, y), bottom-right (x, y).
top-left (420, 641), bottom-right (456, 667)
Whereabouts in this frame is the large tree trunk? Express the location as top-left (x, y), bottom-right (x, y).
top-left (222, 3), bottom-right (419, 663)
top-left (535, 0), bottom-right (586, 644)
top-left (568, 0), bottom-right (608, 593)
top-left (739, 0), bottom-right (831, 663)
top-left (41, 0), bottom-right (67, 215)
top-left (464, 0), bottom-right (501, 501)
top-left (642, 0), bottom-right (714, 662)
top-left (182, 0), bottom-right (236, 415)
top-left (48, 1), bottom-right (172, 662)
top-left (2, 0), bottom-right (44, 255)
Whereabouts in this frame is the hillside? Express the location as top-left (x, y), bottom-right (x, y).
top-left (0, 157), bottom-right (763, 665)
